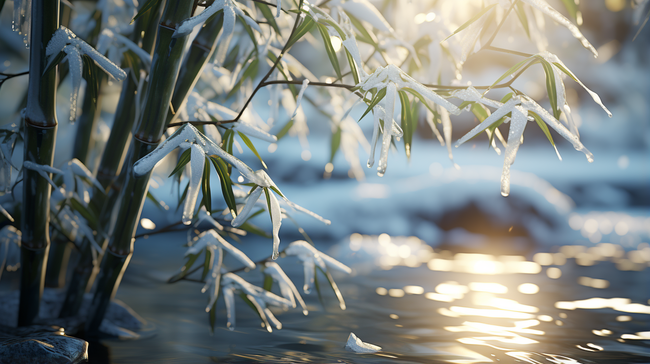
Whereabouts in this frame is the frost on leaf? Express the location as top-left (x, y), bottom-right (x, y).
top-left (264, 262), bottom-right (308, 315)
top-left (221, 273), bottom-right (292, 332)
top-left (284, 240), bottom-right (351, 294)
top-left (45, 27), bottom-right (127, 122)
top-left (133, 124), bottom-right (261, 222)
top-left (521, 0), bottom-right (598, 57)
top-left (174, 0), bottom-right (262, 65)
top-left (455, 95), bottom-right (594, 196)
top-left (345, 332), bottom-right (382, 353)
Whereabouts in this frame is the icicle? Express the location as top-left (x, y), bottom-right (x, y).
top-left (501, 106), bottom-right (528, 197)
top-left (223, 285), bottom-right (236, 330)
top-left (377, 83), bottom-right (396, 177)
top-left (276, 0), bottom-right (282, 17)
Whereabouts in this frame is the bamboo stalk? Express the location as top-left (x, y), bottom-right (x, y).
top-left (167, 12), bottom-right (224, 125)
top-left (58, 0), bottom-right (166, 318)
top-left (85, 0), bottom-right (195, 334)
top-left (19, 0), bottom-right (60, 326)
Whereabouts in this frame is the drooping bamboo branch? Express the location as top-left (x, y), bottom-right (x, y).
top-left (85, 0), bottom-right (195, 334)
top-left (19, 0), bottom-right (60, 326)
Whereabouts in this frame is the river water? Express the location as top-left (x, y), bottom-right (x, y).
top-left (93, 229), bottom-right (650, 364)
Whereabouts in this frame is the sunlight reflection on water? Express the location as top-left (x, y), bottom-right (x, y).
top-left (355, 232), bottom-right (650, 363)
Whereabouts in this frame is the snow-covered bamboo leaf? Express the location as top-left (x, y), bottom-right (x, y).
top-left (521, 0), bottom-right (597, 57)
top-left (558, 0), bottom-right (579, 21)
top-left (264, 188), bottom-right (282, 260)
top-left (501, 106), bottom-right (528, 197)
top-left (231, 187), bottom-right (263, 227)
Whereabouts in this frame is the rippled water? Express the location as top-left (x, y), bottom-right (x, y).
top-left (86, 229), bottom-right (650, 364)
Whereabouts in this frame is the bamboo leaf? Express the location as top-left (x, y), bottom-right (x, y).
top-left (398, 91), bottom-right (413, 158)
top-left (275, 119), bottom-right (294, 140)
top-left (330, 127), bottom-right (341, 163)
top-left (177, 181), bottom-right (190, 212)
top-left (317, 266), bottom-right (346, 310)
top-left (131, 0), bottom-right (163, 24)
top-left (256, 2), bottom-right (282, 35)
top-left (286, 15), bottom-right (316, 49)
top-left (529, 111), bottom-right (556, 147)
top-left (146, 191), bottom-right (164, 210)
top-left (69, 197), bottom-right (99, 231)
top-left (537, 57), bottom-right (560, 119)
top-left (488, 57), bottom-right (533, 90)
top-left (81, 55), bottom-right (99, 105)
top-left (344, 49), bottom-right (360, 84)
top-left (515, 2), bottom-right (531, 39)
top-left (263, 274), bottom-right (273, 291)
top-left (552, 62), bottom-right (579, 83)
top-left (209, 300), bottom-right (218, 333)
top-left (359, 87), bottom-right (387, 121)
top-left (316, 23), bottom-right (342, 80)
top-left (558, 0), bottom-right (579, 21)
top-left (209, 156), bottom-right (238, 217)
top-left (268, 186), bottom-right (284, 198)
top-left (43, 51), bottom-right (66, 76)
top-left (444, 4), bottom-right (497, 41)
top-left (238, 221), bottom-right (272, 238)
top-left (168, 253), bottom-right (201, 283)
top-left (168, 148), bottom-right (192, 178)
top-left (237, 131), bottom-right (267, 169)
top-left (202, 157), bottom-right (212, 213)
top-left (202, 248), bottom-right (212, 281)
top-left (471, 103), bottom-right (489, 122)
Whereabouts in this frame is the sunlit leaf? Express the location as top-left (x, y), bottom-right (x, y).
top-left (444, 4), bottom-right (497, 41)
top-left (237, 131), bottom-right (267, 169)
top-left (317, 23), bottom-right (342, 80)
top-left (330, 127), bottom-right (341, 163)
top-left (359, 87), bottom-right (387, 121)
top-left (168, 148), bottom-right (192, 178)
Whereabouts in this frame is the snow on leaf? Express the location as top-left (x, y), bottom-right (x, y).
top-left (285, 240), bottom-right (351, 293)
top-left (540, 52), bottom-right (612, 117)
top-left (501, 106), bottom-right (528, 197)
top-left (264, 262), bottom-right (308, 314)
top-left (521, 0), bottom-right (598, 57)
top-left (186, 229), bottom-right (255, 269)
top-left (182, 144), bottom-right (206, 225)
top-left (231, 187), bottom-right (263, 227)
top-left (23, 161), bottom-right (63, 189)
top-left (345, 332), bottom-right (382, 353)
top-left (267, 189), bottom-right (282, 260)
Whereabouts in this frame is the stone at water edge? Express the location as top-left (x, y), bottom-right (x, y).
top-left (0, 325), bottom-right (88, 364)
top-left (0, 288), bottom-right (151, 339)
top-left (345, 332), bottom-right (382, 353)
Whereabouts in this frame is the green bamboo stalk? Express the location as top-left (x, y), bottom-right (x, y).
top-left (85, 0), bottom-right (195, 334)
top-left (58, 0), bottom-right (166, 319)
top-left (167, 11), bottom-right (224, 125)
top-left (19, 0), bottom-right (60, 327)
